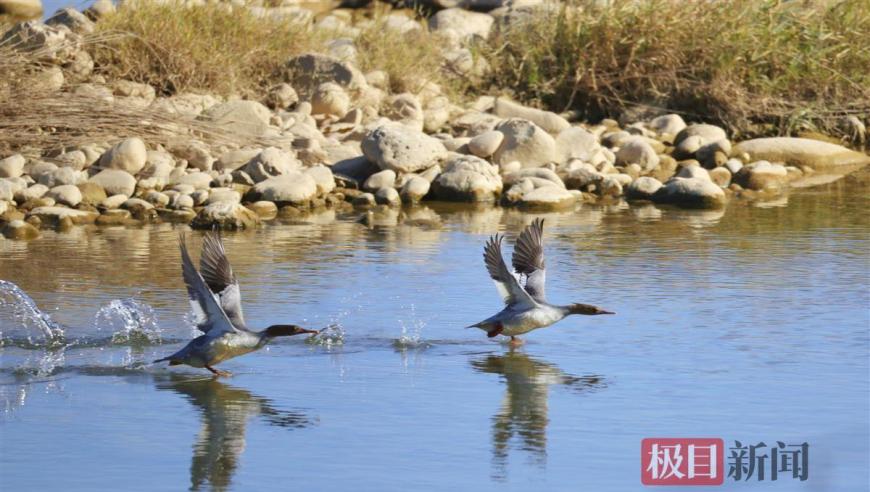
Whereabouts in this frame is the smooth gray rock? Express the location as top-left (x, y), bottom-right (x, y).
top-left (190, 202), bottom-right (259, 230)
top-left (0, 154), bottom-right (25, 178)
top-left (432, 155), bottom-right (502, 202)
top-left (399, 175), bottom-right (431, 203)
top-left (198, 100), bottom-right (273, 137)
top-left (732, 137), bottom-right (870, 171)
top-left (89, 169), bottom-right (136, 196)
top-left (363, 169), bottom-right (397, 192)
top-left (625, 176), bottom-right (663, 200)
top-left (46, 184), bottom-right (82, 207)
top-left (468, 130), bottom-right (504, 158)
top-left (362, 124), bottom-right (448, 173)
top-left (654, 177), bottom-right (726, 208)
top-left (98, 138), bottom-right (147, 174)
top-left (249, 172), bottom-right (318, 204)
top-left (493, 118), bottom-right (557, 168)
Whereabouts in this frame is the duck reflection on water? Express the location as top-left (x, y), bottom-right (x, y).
top-left (470, 349), bottom-right (605, 478)
top-left (154, 375), bottom-right (314, 492)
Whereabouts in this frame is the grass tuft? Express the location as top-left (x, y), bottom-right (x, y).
top-left (476, 0), bottom-right (870, 137)
top-left (91, 0), bottom-right (326, 97)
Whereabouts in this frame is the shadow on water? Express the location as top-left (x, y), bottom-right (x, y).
top-left (153, 374), bottom-right (315, 492)
top-left (470, 349), bottom-right (606, 481)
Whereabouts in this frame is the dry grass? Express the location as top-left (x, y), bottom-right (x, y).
top-left (0, 33), bottom-right (275, 155)
top-left (90, 1), bottom-right (459, 98)
top-left (477, 0), bottom-right (870, 138)
top-left (351, 9), bottom-right (458, 94)
top-left (3, 0), bottom-right (868, 154)
top-left (91, 0), bottom-right (326, 97)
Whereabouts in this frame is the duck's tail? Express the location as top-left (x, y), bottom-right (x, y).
top-left (152, 356), bottom-right (179, 365)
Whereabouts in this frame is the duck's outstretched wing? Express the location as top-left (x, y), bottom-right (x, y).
top-left (512, 218), bottom-right (547, 303)
top-left (199, 231), bottom-right (247, 329)
top-left (179, 233), bottom-right (238, 337)
top-left (484, 234), bottom-right (536, 309)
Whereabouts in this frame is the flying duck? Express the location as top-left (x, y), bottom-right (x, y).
top-left (154, 232), bottom-right (317, 376)
top-left (469, 218), bottom-right (614, 345)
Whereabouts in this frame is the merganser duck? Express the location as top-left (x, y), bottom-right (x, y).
top-left (469, 218), bottom-right (614, 345)
top-left (154, 232), bottom-right (317, 376)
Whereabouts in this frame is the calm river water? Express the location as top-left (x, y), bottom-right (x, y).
top-left (1, 172), bottom-right (868, 491)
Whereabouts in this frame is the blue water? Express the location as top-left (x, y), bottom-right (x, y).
top-left (1, 175), bottom-right (868, 491)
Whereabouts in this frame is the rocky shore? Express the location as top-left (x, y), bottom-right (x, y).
top-left (1, 1), bottom-right (868, 241)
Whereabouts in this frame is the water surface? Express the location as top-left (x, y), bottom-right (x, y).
top-left (1, 173), bottom-right (868, 491)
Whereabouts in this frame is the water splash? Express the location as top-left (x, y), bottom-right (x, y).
top-left (0, 384), bottom-right (28, 415)
top-left (0, 280), bottom-right (65, 348)
top-left (394, 304), bottom-right (429, 349)
top-left (307, 322), bottom-right (345, 350)
top-left (94, 298), bottom-right (162, 345)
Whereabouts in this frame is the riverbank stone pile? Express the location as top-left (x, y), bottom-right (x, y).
top-left (1, 2), bottom-right (868, 239)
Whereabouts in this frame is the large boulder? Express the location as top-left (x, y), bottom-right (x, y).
top-left (616, 137), bottom-right (660, 171)
top-left (555, 127), bottom-right (602, 164)
top-left (89, 169), bottom-right (136, 196)
top-left (248, 172), bottom-right (318, 205)
top-left (190, 202), bottom-right (259, 230)
top-left (98, 138), bottom-right (147, 175)
top-left (732, 137), bottom-right (870, 172)
top-left (362, 124), bottom-right (448, 173)
top-left (493, 118), bottom-right (557, 168)
top-left (241, 147), bottom-right (301, 183)
top-left (493, 98), bottom-right (569, 134)
top-left (432, 155), bottom-right (502, 202)
top-left (198, 100), bottom-right (273, 137)
top-left (654, 177), bottom-right (726, 209)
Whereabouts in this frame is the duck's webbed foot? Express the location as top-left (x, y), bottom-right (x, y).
top-left (508, 336), bottom-right (524, 347)
top-left (206, 365), bottom-right (232, 378)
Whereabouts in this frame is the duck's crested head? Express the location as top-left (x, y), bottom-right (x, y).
top-left (568, 303), bottom-right (615, 316)
top-left (264, 324), bottom-right (319, 338)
